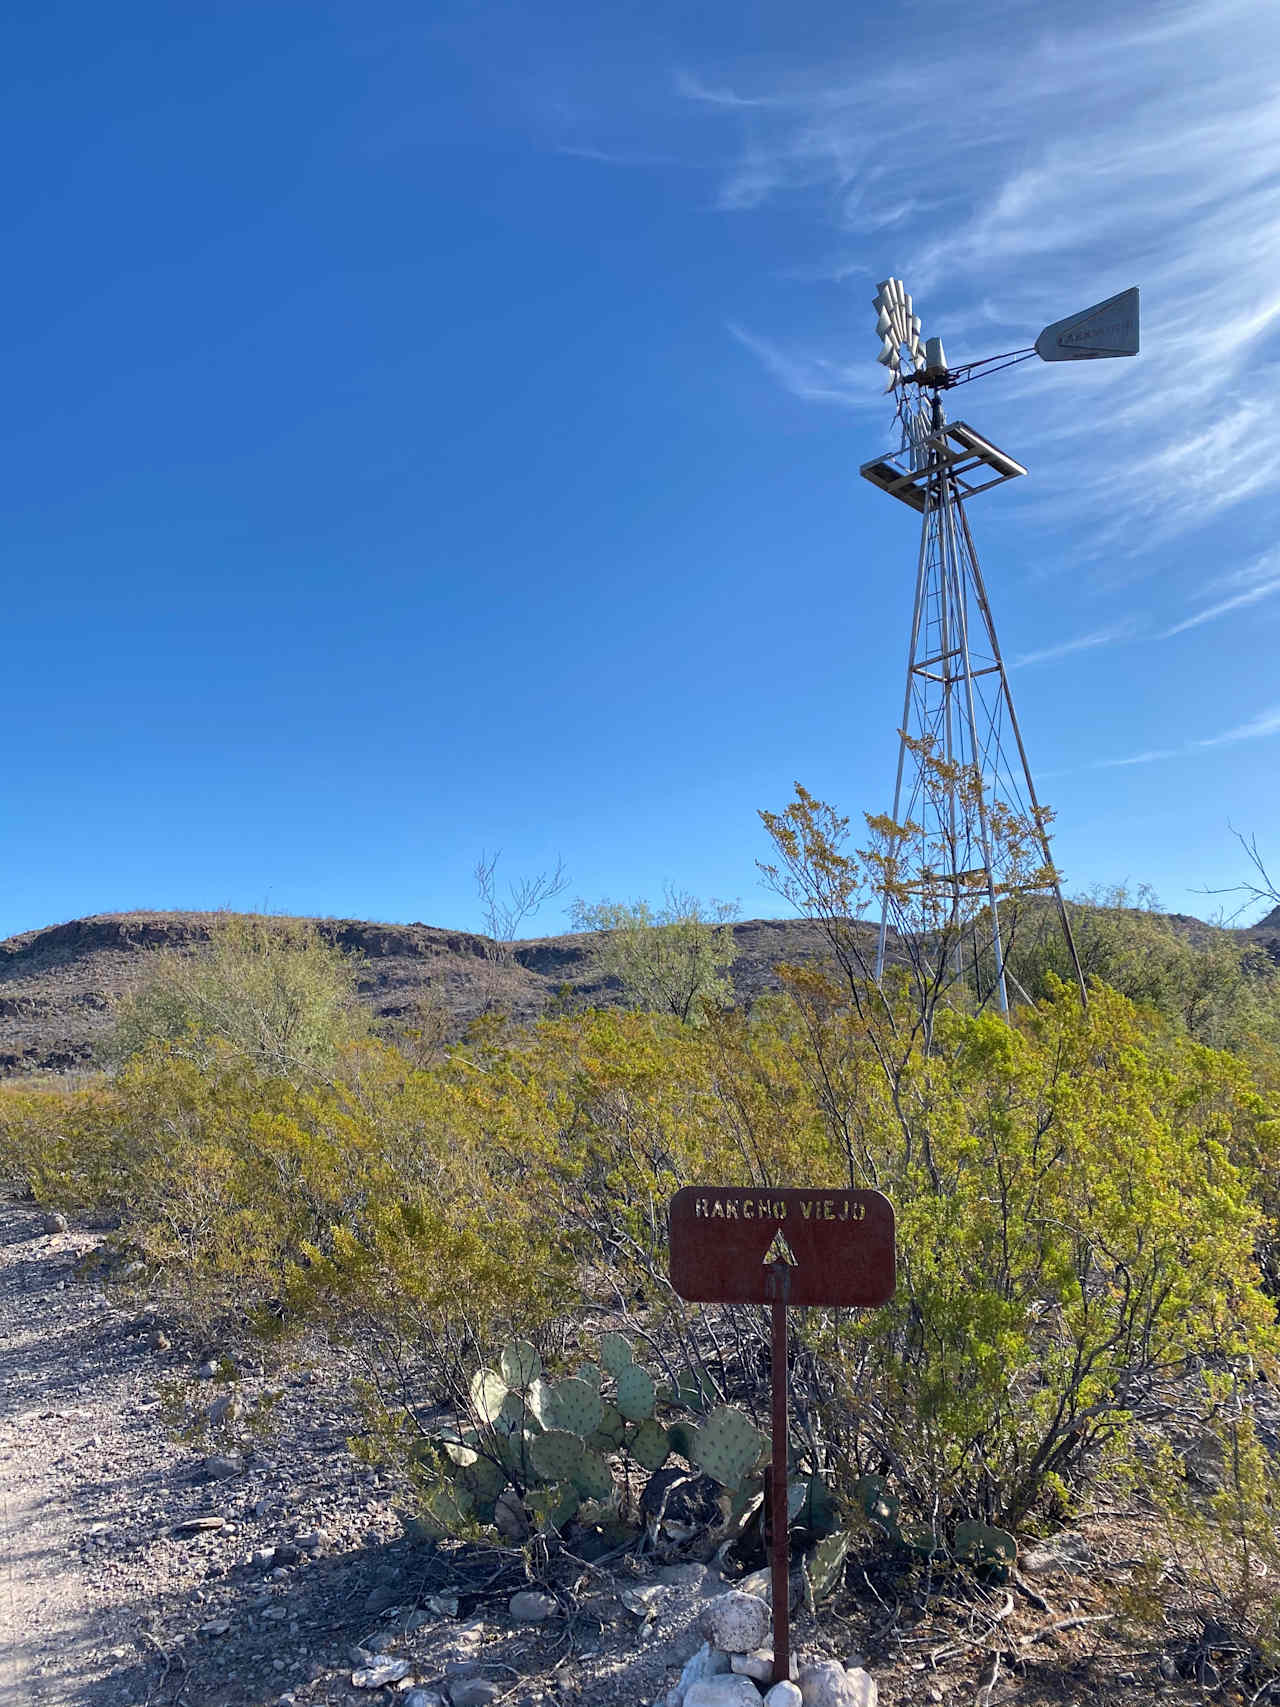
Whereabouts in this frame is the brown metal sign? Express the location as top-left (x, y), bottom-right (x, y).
top-left (669, 1186), bottom-right (896, 1308)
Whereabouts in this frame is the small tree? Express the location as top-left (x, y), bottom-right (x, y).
top-left (109, 913), bottom-right (366, 1082)
top-left (569, 888), bottom-right (739, 1023)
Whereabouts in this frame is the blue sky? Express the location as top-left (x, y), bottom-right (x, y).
top-left (4, 0), bottom-right (1278, 941)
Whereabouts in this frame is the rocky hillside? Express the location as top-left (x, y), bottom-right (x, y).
top-left (2, 903), bottom-right (1277, 1077)
top-left (0, 911), bottom-right (851, 1076)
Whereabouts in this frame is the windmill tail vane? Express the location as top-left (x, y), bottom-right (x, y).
top-left (860, 279), bottom-right (1139, 1014)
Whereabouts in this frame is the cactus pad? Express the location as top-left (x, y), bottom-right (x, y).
top-left (500, 1340), bottom-right (542, 1389)
top-left (793, 1474), bottom-right (839, 1538)
top-left (667, 1420), bottom-right (696, 1462)
top-left (459, 1452), bottom-right (508, 1502)
top-left (900, 1523), bottom-right (943, 1556)
top-left (694, 1405), bottom-right (767, 1490)
top-left (615, 1362), bottom-right (657, 1422)
top-left (573, 1447), bottom-right (615, 1501)
top-left (953, 1519), bottom-right (1017, 1573)
top-left (547, 1377), bottom-right (604, 1439)
top-left (527, 1376), bottom-right (556, 1430)
top-left (469, 1368), bottom-right (509, 1427)
top-left (530, 1429), bottom-right (586, 1484)
top-left (526, 1481), bottom-right (580, 1532)
top-left (418, 1482), bottom-right (474, 1535)
top-left (575, 1362), bottom-right (603, 1391)
top-left (853, 1474), bottom-right (900, 1534)
top-left (588, 1404), bottom-right (627, 1452)
top-left (628, 1419), bottom-right (671, 1472)
top-left (804, 1531), bottom-right (851, 1609)
top-left (599, 1332), bottom-right (633, 1376)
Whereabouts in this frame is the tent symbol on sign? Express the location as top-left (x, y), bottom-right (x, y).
top-left (762, 1229), bottom-right (798, 1266)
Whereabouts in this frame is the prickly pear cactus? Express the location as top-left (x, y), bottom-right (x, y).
top-left (547, 1377), bottom-right (604, 1439)
top-left (628, 1418), bottom-right (671, 1473)
top-left (529, 1428), bottom-right (586, 1484)
top-left (469, 1368), bottom-right (509, 1427)
top-left (575, 1362), bottom-right (603, 1391)
top-left (573, 1447), bottom-right (615, 1501)
top-left (953, 1519), bottom-right (1017, 1576)
top-left (897, 1522), bottom-right (941, 1556)
top-left (417, 1482), bottom-right (474, 1536)
top-left (499, 1340), bottom-right (541, 1389)
top-left (526, 1481), bottom-right (580, 1532)
top-left (588, 1404), bottom-right (628, 1453)
top-left (803, 1531), bottom-right (851, 1611)
top-left (599, 1332), bottom-right (633, 1377)
top-left (792, 1474), bottom-right (839, 1538)
top-left (495, 1389), bottom-right (540, 1440)
top-left (456, 1451), bottom-right (508, 1503)
top-left (527, 1376), bottom-right (556, 1430)
top-left (667, 1420), bottom-right (696, 1462)
top-left (694, 1406), bottom-right (767, 1491)
top-left (853, 1473), bottom-right (900, 1535)
top-left (615, 1362), bottom-right (657, 1422)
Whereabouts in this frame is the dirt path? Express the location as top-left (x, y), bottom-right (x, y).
top-left (0, 1203), bottom-right (158, 1705)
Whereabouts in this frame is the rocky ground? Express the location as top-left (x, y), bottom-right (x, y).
top-left (1, 1199), bottom-right (1274, 1707)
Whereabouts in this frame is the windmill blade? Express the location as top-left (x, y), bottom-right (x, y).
top-left (1035, 287), bottom-right (1139, 361)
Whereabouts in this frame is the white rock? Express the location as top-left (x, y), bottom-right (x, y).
top-left (668, 1640), bottom-right (731, 1706)
top-left (198, 1618), bottom-right (231, 1636)
top-left (701, 1591), bottom-right (770, 1654)
top-left (685, 1681), bottom-right (764, 1707)
top-left (41, 1211), bottom-right (69, 1233)
top-left (732, 1651), bottom-right (797, 1683)
top-left (352, 1657), bottom-right (411, 1688)
top-left (798, 1663), bottom-right (877, 1707)
top-left (508, 1590), bottom-right (557, 1623)
top-left (731, 1653), bottom-right (772, 1683)
top-left (405, 1693), bottom-right (445, 1707)
top-left (766, 1686), bottom-right (803, 1707)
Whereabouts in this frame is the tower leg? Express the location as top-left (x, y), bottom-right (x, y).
top-left (938, 480), bottom-right (1009, 1013)
top-left (955, 502), bottom-right (1088, 1011)
top-left (875, 485), bottom-right (934, 986)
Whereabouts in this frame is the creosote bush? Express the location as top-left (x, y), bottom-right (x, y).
top-left (108, 912), bottom-right (368, 1081)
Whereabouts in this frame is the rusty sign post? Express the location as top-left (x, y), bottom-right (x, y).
top-left (669, 1187), bottom-right (896, 1686)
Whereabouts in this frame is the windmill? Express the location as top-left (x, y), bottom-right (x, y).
top-left (861, 282), bottom-right (1139, 1012)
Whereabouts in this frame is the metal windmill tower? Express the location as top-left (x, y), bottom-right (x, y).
top-left (861, 282), bottom-right (1140, 1012)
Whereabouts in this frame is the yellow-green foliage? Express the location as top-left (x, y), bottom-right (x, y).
top-left (108, 912), bottom-right (368, 1081)
top-left (2, 883), bottom-right (1276, 1570)
top-left (0, 1076), bottom-right (126, 1208)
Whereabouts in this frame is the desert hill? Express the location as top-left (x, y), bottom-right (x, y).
top-left (1, 904), bottom-right (1276, 1077)
top-left (0, 910), bottom-right (850, 1075)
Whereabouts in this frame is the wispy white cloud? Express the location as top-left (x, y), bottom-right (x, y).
top-left (666, 0), bottom-right (1280, 544)
top-left (1089, 702), bottom-right (1280, 768)
top-left (725, 323), bottom-right (861, 406)
top-left (1091, 747), bottom-right (1183, 770)
top-left (1161, 550), bottom-right (1280, 635)
top-left (1011, 623), bottom-right (1135, 669)
top-left (1196, 704), bottom-right (1280, 748)
top-left (1162, 575), bottom-right (1280, 636)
